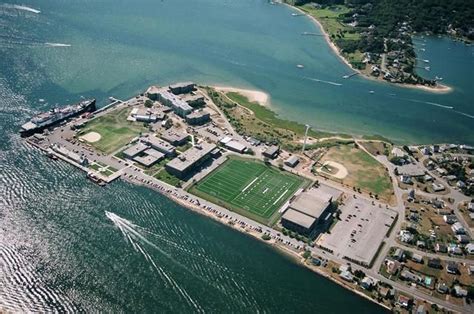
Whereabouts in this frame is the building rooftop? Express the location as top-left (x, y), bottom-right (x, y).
top-left (159, 90), bottom-right (193, 111)
top-left (396, 164), bottom-right (425, 177)
top-left (169, 82), bottom-right (195, 90)
top-left (225, 140), bottom-right (247, 152)
top-left (144, 148), bottom-right (165, 159)
top-left (166, 142), bottom-right (216, 172)
top-left (161, 129), bottom-right (189, 144)
top-left (281, 208), bottom-right (315, 229)
top-left (290, 191), bottom-right (329, 219)
top-left (264, 145), bottom-right (279, 156)
top-left (123, 142), bottom-right (149, 157)
top-left (142, 135), bottom-right (175, 152)
top-left (186, 110), bottom-right (209, 119)
top-left (133, 154), bottom-right (159, 167)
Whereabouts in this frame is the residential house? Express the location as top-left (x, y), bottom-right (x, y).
top-left (452, 222), bottom-right (466, 235)
top-left (427, 258), bottom-right (442, 269)
top-left (446, 262), bottom-right (459, 274)
top-left (453, 285), bottom-right (468, 297)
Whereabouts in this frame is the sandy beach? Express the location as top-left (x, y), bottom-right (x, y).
top-left (287, 4), bottom-right (453, 94)
top-left (213, 86), bottom-right (270, 106)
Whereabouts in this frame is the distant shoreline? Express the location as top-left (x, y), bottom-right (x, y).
top-left (286, 4), bottom-right (453, 94)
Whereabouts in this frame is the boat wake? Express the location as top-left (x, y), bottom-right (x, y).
top-left (453, 110), bottom-right (474, 119)
top-left (105, 211), bottom-right (204, 312)
top-left (1, 4), bottom-right (40, 14)
top-left (400, 97), bottom-right (454, 110)
top-left (303, 76), bottom-right (342, 86)
top-left (45, 43), bottom-right (71, 47)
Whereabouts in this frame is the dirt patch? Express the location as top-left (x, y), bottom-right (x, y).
top-left (318, 161), bottom-right (348, 179)
top-left (80, 131), bottom-right (101, 143)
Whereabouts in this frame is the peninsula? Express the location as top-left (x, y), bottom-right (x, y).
top-left (284, 0), bottom-right (474, 93)
top-left (21, 82), bottom-right (474, 312)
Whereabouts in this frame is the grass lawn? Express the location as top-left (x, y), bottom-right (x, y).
top-left (80, 107), bottom-right (148, 154)
top-left (319, 143), bottom-right (393, 201)
top-left (189, 156), bottom-right (308, 225)
top-left (154, 169), bottom-right (181, 187)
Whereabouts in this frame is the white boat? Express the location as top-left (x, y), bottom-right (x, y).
top-left (369, 90), bottom-right (375, 94)
top-left (296, 64), bottom-right (304, 69)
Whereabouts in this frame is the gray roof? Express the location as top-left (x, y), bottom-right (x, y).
top-left (166, 142), bottom-right (216, 172)
top-left (141, 135), bottom-right (175, 153)
top-left (290, 190), bottom-right (329, 219)
top-left (144, 148), bottom-right (165, 160)
top-left (159, 90), bottom-right (193, 111)
top-left (133, 154), bottom-right (159, 167)
top-left (169, 82), bottom-right (195, 90)
top-left (264, 145), bottom-right (279, 155)
top-left (123, 143), bottom-right (149, 158)
top-left (225, 140), bottom-right (247, 152)
top-left (285, 155), bottom-right (299, 166)
top-left (161, 129), bottom-right (189, 144)
top-left (186, 110), bottom-right (210, 119)
top-left (282, 209), bottom-right (315, 229)
top-left (396, 164), bottom-right (425, 177)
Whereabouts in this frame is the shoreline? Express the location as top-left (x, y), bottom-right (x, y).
top-left (287, 4), bottom-right (453, 94)
top-left (212, 85), bottom-right (271, 107)
top-left (122, 174), bottom-right (390, 311)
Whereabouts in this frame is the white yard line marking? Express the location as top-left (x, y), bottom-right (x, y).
top-left (272, 189), bottom-right (288, 205)
top-left (242, 177), bottom-right (259, 193)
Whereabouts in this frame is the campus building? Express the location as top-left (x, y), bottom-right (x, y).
top-left (263, 145), bottom-right (280, 159)
top-left (165, 142), bottom-right (217, 178)
top-left (140, 134), bottom-right (176, 157)
top-left (169, 82), bottom-right (196, 95)
top-left (161, 129), bottom-right (190, 146)
top-left (156, 90), bottom-right (193, 118)
top-left (186, 110), bottom-right (210, 125)
top-left (281, 185), bottom-right (341, 236)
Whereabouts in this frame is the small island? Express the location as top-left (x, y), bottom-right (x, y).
top-left (22, 82), bottom-right (474, 312)
top-left (284, 0), bottom-right (473, 92)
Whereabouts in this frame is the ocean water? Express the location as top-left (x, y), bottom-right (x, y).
top-left (0, 0), bottom-right (471, 312)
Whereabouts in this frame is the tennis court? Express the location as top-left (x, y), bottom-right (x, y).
top-left (192, 158), bottom-right (305, 221)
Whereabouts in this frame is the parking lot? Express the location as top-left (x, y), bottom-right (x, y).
top-left (317, 197), bottom-right (397, 266)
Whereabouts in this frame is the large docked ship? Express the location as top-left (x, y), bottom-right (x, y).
top-left (20, 99), bottom-right (96, 137)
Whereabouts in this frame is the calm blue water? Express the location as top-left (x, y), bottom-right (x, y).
top-left (0, 0), bottom-right (471, 312)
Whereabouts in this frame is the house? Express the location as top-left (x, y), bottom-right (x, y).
top-left (468, 202), bottom-right (474, 212)
top-left (427, 258), bottom-right (442, 269)
top-left (468, 265), bottom-right (474, 275)
top-left (400, 175), bottom-right (412, 184)
top-left (398, 295), bottom-right (411, 308)
top-left (453, 285), bottom-right (468, 297)
top-left (443, 215), bottom-right (457, 224)
top-left (399, 230), bottom-right (414, 243)
top-left (436, 167), bottom-right (447, 176)
top-left (378, 286), bottom-right (392, 298)
top-left (457, 181), bottom-right (466, 189)
top-left (435, 243), bottom-right (447, 253)
top-left (437, 283), bottom-right (449, 294)
top-left (465, 243), bottom-right (474, 254)
top-left (385, 259), bottom-right (401, 275)
top-left (393, 248), bottom-right (404, 261)
top-left (446, 261), bottom-right (459, 274)
top-left (422, 174), bottom-right (433, 182)
top-left (432, 199), bottom-right (444, 208)
top-left (456, 234), bottom-right (470, 244)
top-left (451, 222), bottom-right (466, 235)
top-left (339, 270), bottom-right (353, 282)
top-left (432, 183), bottom-right (445, 192)
top-left (411, 254), bottom-right (423, 263)
top-left (400, 269), bottom-right (421, 283)
top-left (263, 145), bottom-right (280, 159)
top-left (408, 189), bottom-right (415, 200)
top-left (421, 147), bottom-right (431, 155)
top-left (448, 244), bottom-right (463, 255)
top-left (416, 240), bottom-right (426, 248)
top-left (360, 276), bottom-right (376, 290)
top-left (416, 304), bottom-right (426, 314)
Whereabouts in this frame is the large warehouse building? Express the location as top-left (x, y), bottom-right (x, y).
top-left (281, 184), bottom-right (342, 237)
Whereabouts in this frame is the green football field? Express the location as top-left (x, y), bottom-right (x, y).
top-left (192, 158), bottom-right (306, 223)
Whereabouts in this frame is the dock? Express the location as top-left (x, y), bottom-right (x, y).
top-left (342, 72), bottom-right (359, 79)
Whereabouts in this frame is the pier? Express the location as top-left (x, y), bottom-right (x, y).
top-left (342, 72), bottom-right (359, 79)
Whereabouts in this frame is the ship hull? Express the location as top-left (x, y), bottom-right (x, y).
top-left (20, 99), bottom-right (96, 137)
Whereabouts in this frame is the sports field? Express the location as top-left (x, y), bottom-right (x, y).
top-left (79, 107), bottom-right (147, 154)
top-left (191, 158), bottom-right (306, 224)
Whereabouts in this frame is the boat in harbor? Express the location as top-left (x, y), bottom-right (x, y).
top-left (296, 64), bottom-right (304, 69)
top-left (20, 99), bottom-right (96, 137)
